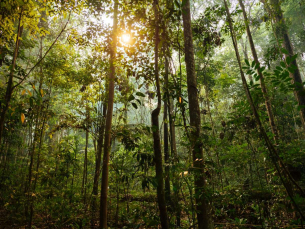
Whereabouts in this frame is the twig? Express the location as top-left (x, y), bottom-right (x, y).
top-left (12, 13), bottom-right (71, 91)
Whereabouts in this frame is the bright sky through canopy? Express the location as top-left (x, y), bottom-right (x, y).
top-left (121, 33), bottom-right (131, 44)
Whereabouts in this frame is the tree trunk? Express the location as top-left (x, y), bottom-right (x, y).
top-left (82, 105), bottom-right (89, 204)
top-left (164, 53), bottom-right (171, 203)
top-left (268, 0), bottom-right (305, 132)
top-left (151, 0), bottom-right (169, 228)
top-left (238, 0), bottom-right (279, 142)
top-left (92, 103), bottom-right (107, 223)
top-left (168, 91), bottom-right (181, 226)
top-left (99, 1), bottom-right (118, 228)
top-left (182, 1), bottom-right (213, 228)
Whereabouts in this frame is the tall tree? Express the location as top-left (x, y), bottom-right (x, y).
top-left (266, 0), bottom-right (305, 132)
top-left (238, 0), bottom-right (279, 142)
top-left (182, 0), bottom-right (213, 228)
top-left (99, 1), bottom-right (118, 228)
top-left (92, 103), bottom-right (106, 220)
top-left (151, 0), bottom-right (169, 228)
top-left (82, 102), bottom-right (89, 203)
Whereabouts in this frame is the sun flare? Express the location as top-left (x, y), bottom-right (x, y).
top-left (121, 34), bottom-right (131, 44)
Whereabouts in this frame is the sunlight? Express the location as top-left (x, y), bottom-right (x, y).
top-left (121, 33), bottom-right (131, 44)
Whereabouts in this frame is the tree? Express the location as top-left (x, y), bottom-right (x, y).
top-left (265, 0), bottom-right (305, 132)
top-left (151, 0), bottom-right (169, 227)
top-left (99, 1), bottom-right (118, 228)
top-left (182, 0), bottom-right (213, 228)
top-left (238, 0), bottom-right (279, 142)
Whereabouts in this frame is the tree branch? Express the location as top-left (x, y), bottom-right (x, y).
top-left (12, 13), bottom-right (71, 91)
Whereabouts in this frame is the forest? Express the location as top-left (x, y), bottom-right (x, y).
top-left (0, 0), bottom-right (305, 228)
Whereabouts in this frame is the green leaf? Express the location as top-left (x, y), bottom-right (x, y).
top-left (128, 94), bottom-right (135, 102)
top-left (132, 102), bottom-right (138, 109)
top-left (297, 105), bottom-right (305, 111)
top-left (251, 60), bottom-right (255, 68)
top-left (274, 70), bottom-right (280, 76)
top-left (288, 67), bottom-right (296, 74)
top-left (286, 56), bottom-right (292, 65)
top-left (136, 92), bottom-right (145, 97)
top-left (259, 66), bottom-right (265, 73)
top-left (136, 99), bottom-right (141, 105)
top-left (245, 59), bottom-right (250, 66)
top-left (16, 0), bottom-right (24, 6)
top-left (281, 48), bottom-right (289, 55)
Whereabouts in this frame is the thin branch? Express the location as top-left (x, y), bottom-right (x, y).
top-left (12, 13), bottom-right (71, 91)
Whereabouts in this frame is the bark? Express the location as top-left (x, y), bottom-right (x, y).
top-left (168, 90), bottom-right (181, 226)
top-left (92, 104), bottom-right (106, 217)
top-left (151, 0), bottom-right (169, 228)
top-left (224, 0), bottom-right (305, 220)
top-left (82, 105), bottom-right (89, 204)
top-left (0, 47), bottom-right (6, 67)
top-left (240, 37), bottom-right (253, 81)
top-left (267, 0), bottom-right (305, 132)
top-left (99, 1), bottom-right (118, 228)
top-left (182, 1), bottom-right (213, 228)
top-left (164, 53), bottom-right (171, 203)
top-left (238, 0), bottom-right (279, 142)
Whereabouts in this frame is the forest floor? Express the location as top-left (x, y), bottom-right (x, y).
top-left (0, 196), bottom-right (304, 228)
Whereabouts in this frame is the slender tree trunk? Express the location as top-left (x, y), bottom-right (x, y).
top-left (238, 0), bottom-right (279, 142)
top-left (0, 47), bottom-right (6, 67)
top-left (168, 93), bottom-right (181, 226)
top-left (182, 1), bottom-right (213, 228)
top-left (164, 55), bottom-right (171, 203)
top-left (99, 1), bottom-right (118, 228)
top-left (92, 104), bottom-right (106, 223)
top-left (82, 105), bottom-right (89, 204)
top-left (204, 83), bottom-right (224, 191)
top-left (27, 105), bottom-right (42, 228)
top-left (0, 10), bottom-right (23, 144)
top-left (267, 0), bottom-right (305, 132)
top-left (151, 0), bottom-right (169, 228)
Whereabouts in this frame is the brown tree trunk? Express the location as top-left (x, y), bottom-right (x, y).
top-left (151, 0), bottom-right (169, 228)
top-left (92, 103), bottom-right (107, 225)
top-left (82, 105), bottom-right (89, 204)
top-left (167, 89), bottom-right (181, 226)
top-left (99, 1), bottom-right (118, 228)
top-left (238, 0), bottom-right (279, 142)
top-left (164, 53), bottom-right (171, 203)
top-left (204, 83), bottom-right (224, 191)
top-left (182, 1), bottom-right (213, 228)
top-left (268, 0), bottom-right (305, 132)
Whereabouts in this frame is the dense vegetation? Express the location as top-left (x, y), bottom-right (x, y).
top-left (1, 0), bottom-right (305, 228)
